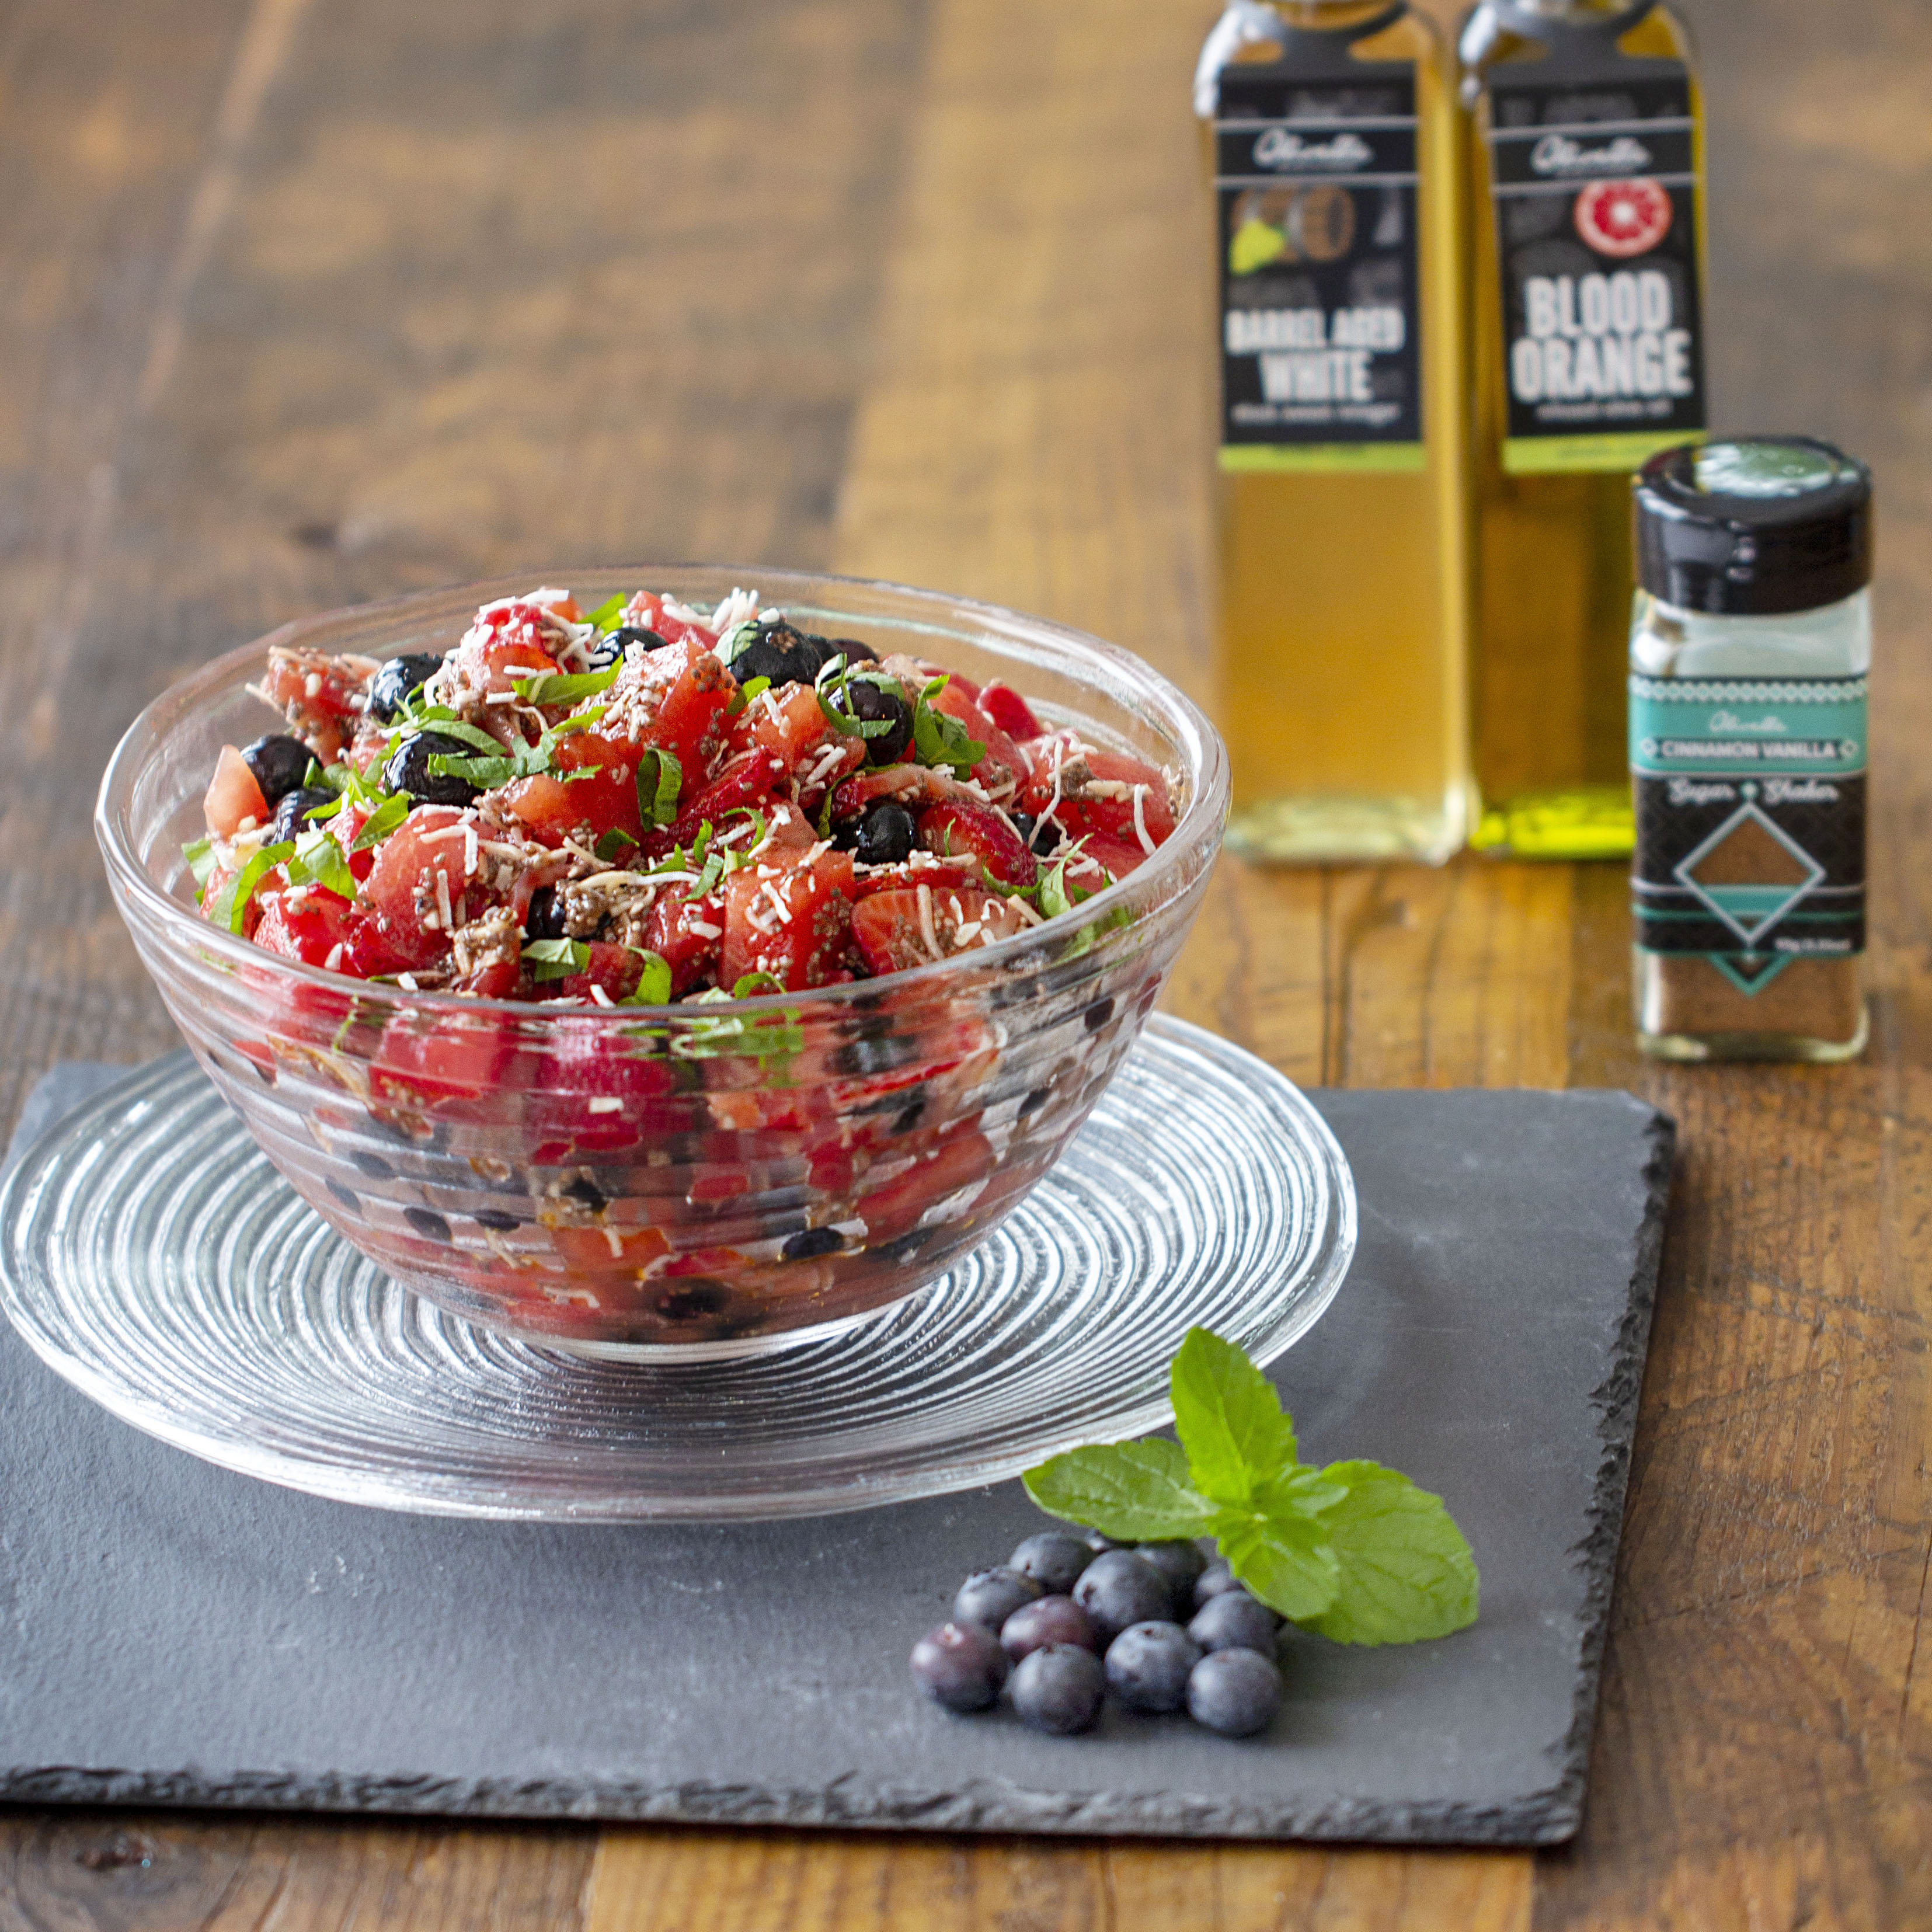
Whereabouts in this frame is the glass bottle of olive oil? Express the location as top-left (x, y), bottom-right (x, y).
top-left (1198, 1), bottom-right (1470, 864)
top-left (1461, 0), bottom-right (1708, 859)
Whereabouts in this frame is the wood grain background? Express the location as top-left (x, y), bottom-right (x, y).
top-left (2, 0), bottom-right (1928, 1924)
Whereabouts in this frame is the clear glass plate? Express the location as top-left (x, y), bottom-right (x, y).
top-left (0, 1017), bottom-right (1354, 1522)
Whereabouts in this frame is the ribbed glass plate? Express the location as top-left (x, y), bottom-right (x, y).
top-left (0, 1017), bottom-right (1353, 1522)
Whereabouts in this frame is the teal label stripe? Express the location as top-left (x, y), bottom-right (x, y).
top-left (1629, 673), bottom-right (1867, 778)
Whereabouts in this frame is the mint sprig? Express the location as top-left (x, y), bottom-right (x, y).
top-left (911, 674), bottom-right (984, 778)
top-left (1024, 1329), bottom-right (1478, 1646)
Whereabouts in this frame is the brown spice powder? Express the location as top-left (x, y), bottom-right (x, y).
top-left (1637, 953), bottom-right (1864, 1050)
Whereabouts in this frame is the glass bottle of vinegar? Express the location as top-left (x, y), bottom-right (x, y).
top-left (1460, 0), bottom-right (1708, 859)
top-left (1198, 1), bottom-right (1470, 864)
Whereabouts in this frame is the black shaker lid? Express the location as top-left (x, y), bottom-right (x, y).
top-left (1633, 437), bottom-right (1874, 615)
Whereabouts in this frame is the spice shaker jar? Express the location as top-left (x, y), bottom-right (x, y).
top-left (1628, 436), bottom-right (1872, 1061)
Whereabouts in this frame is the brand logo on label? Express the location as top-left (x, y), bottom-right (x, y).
top-left (1252, 128), bottom-right (1373, 172)
top-left (1530, 132), bottom-right (1652, 177)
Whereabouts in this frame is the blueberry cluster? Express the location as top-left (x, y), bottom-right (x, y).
top-left (909, 1531), bottom-right (1283, 1739)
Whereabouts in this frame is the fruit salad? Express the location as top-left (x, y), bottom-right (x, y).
top-left (190, 586), bottom-right (1180, 1005)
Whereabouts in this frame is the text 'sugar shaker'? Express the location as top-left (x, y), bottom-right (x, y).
top-left (1630, 439), bottom-right (1871, 1063)
top-left (1461, 0), bottom-right (1707, 858)
top-left (1198, 1), bottom-right (1468, 864)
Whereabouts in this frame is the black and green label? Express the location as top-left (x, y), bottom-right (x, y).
top-left (1488, 68), bottom-right (1706, 474)
top-left (1214, 71), bottom-right (1423, 471)
top-left (1630, 673), bottom-right (1867, 989)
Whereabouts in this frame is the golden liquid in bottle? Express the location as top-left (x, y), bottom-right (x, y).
top-left (1463, 2), bottom-right (1705, 859)
top-left (1206, 4), bottom-right (1471, 865)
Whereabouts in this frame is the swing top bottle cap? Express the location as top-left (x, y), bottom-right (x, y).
top-left (1634, 436), bottom-right (1874, 617)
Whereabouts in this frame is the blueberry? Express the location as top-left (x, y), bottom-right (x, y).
top-left (1073, 1550), bottom-right (1172, 1645)
top-left (848, 680), bottom-right (914, 765)
top-left (403, 1206), bottom-right (451, 1244)
top-left (1009, 1644), bottom-right (1106, 1736)
top-left (1188, 1588), bottom-right (1282, 1658)
top-left (1134, 1539), bottom-right (1208, 1614)
top-left (727, 618), bottom-right (827, 688)
top-left (781, 1227), bottom-right (843, 1261)
top-left (524, 885), bottom-right (566, 940)
top-left (1105, 1621), bottom-right (1202, 1715)
top-left (384, 732), bottom-right (482, 807)
top-left (472, 1208), bottom-right (522, 1231)
top-left (910, 1621), bottom-right (1009, 1712)
top-left (829, 635), bottom-right (878, 663)
top-left (1193, 1558), bottom-right (1242, 1610)
top-left (1083, 997), bottom-right (1116, 1033)
top-left (1009, 1531), bottom-right (1095, 1596)
top-left (272, 785), bottom-right (335, 844)
top-left (1009, 810), bottom-right (1039, 847)
top-left (241, 734), bottom-right (315, 806)
top-left (854, 800), bottom-right (915, 867)
top-left (367, 652), bottom-right (445, 722)
top-left (1186, 1647), bottom-right (1282, 1737)
top-left (953, 1567), bottom-right (1043, 1631)
top-left (1030, 817), bottom-right (1065, 857)
top-left (1000, 1594), bottom-right (1098, 1662)
top-left (561, 1174), bottom-right (608, 1214)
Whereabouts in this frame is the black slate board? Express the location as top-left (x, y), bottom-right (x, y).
top-left (0, 1058), bottom-right (1671, 1845)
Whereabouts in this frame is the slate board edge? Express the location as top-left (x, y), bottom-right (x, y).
top-left (0, 1064), bottom-right (1674, 1848)
top-left (0, 1762), bottom-right (1582, 1845)
top-left (1541, 1094), bottom-right (1676, 1844)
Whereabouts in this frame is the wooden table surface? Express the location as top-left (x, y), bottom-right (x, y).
top-left (2, 0), bottom-right (1928, 1924)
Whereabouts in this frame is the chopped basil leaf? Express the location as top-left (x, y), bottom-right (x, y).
top-left (350, 792), bottom-right (410, 851)
top-left (513, 666), bottom-right (621, 707)
top-left (636, 747), bottom-right (683, 829)
top-left (726, 674), bottom-right (772, 718)
top-left (582, 593), bottom-right (627, 635)
top-left (427, 751), bottom-right (519, 789)
top-left (182, 837), bottom-right (217, 893)
top-left (814, 654), bottom-right (894, 740)
top-left (523, 936), bottom-right (589, 981)
top-left (595, 828), bottom-right (639, 862)
top-left (731, 971), bottom-right (786, 998)
top-left (620, 949), bottom-right (674, 1006)
top-left (208, 840), bottom-right (294, 934)
top-left (287, 829), bottom-right (357, 901)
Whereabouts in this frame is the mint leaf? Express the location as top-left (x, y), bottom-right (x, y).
top-left (1024, 1439), bottom-right (1220, 1541)
top-left (911, 676), bottom-right (984, 778)
top-left (1215, 1506), bottom-right (1340, 1622)
top-left (1302, 1461), bottom-right (1480, 1646)
top-left (182, 836), bottom-right (217, 893)
top-left (1170, 1327), bottom-right (1298, 1506)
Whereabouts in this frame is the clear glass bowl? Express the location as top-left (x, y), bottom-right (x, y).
top-left (96, 568), bottom-right (1228, 1354)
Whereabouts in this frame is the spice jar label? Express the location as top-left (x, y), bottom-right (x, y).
top-left (1487, 67), bottom-right (1707, 475)
top-left (1213, 68), bottom-right (1424, 472)
top-left (1630, 673), bottom-right (1867, 987)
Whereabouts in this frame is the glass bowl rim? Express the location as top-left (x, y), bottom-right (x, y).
top-left (96, 563), bottom-right (1229, 1023)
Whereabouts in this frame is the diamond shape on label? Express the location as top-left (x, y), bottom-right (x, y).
top-left (1675, 803), bottom-right (1825, 945)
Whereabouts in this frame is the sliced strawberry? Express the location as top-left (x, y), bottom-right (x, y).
top-left (917, 799), bottom-right (1037, 890)
top-left (977, 680), bottom-right (1043, 741)
top-left (850, 887), bottom-right (1028, 974)
top-left (624, 591), bottom-right (718, 651)
top-left (671, 749), bottom-right (783, 844)
top-left (857, 1125), bottom-right (997, 1244)
top-left (849, 855), bottom-right (981, 901)
top-left (548, 940), bottom-right (646, 1004)
top-left (1019, 740), bottom-right (1174, 871)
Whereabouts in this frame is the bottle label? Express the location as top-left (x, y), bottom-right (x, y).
top-left (1488, 68), bottom-right (1707, 474)
top-left (1630, 673), bottom-right (1867, 986)
top-left (1214, 72), bottom-right (1423, 471)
